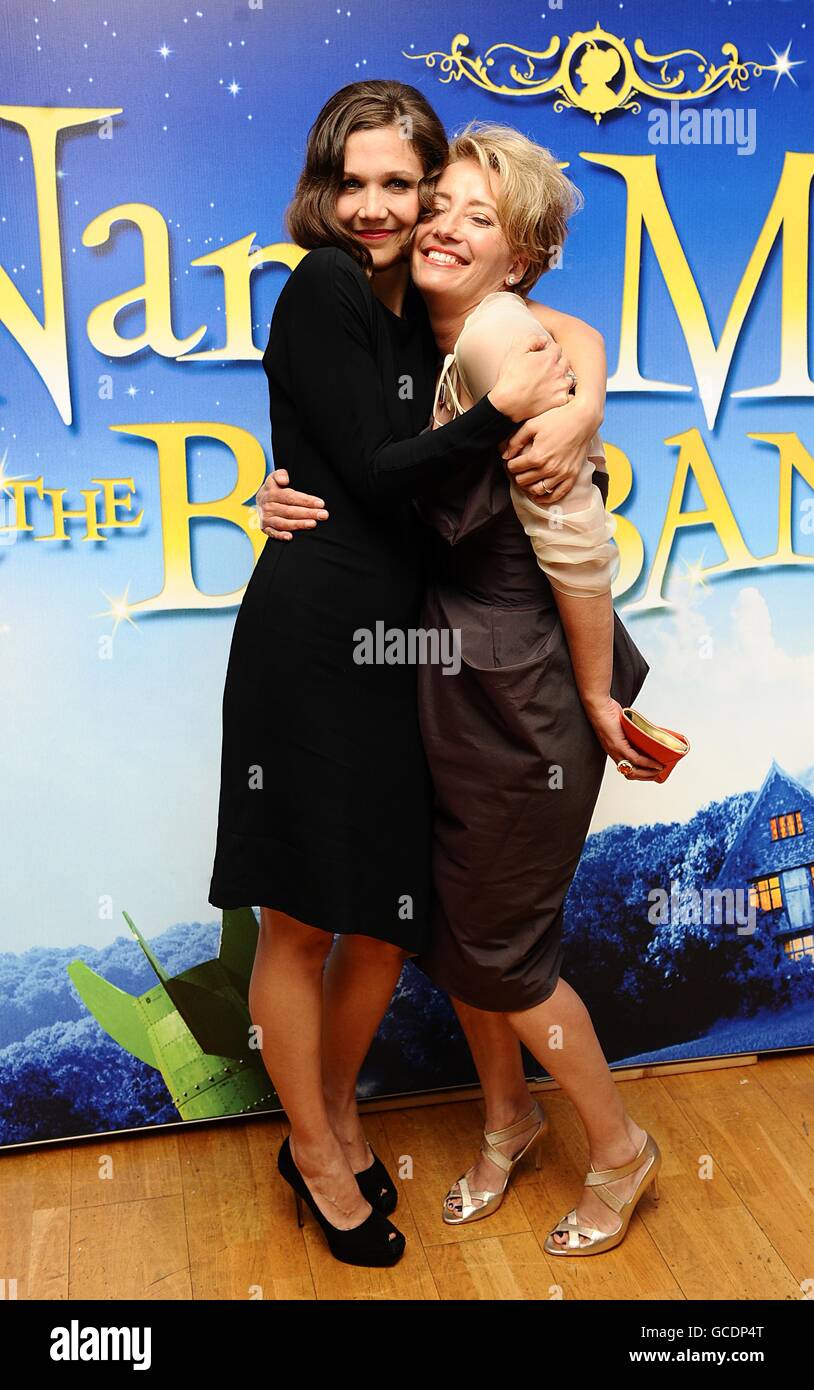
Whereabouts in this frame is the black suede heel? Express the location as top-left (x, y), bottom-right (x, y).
top-left (278, 1137), bottom-right (406, 1268)
top-left (355, 1148), bottom-right (398, 1215)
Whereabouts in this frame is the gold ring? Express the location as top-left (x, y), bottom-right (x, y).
top-left (616, 759), bottom-right (634, 776)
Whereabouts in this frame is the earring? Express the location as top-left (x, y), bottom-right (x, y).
top-left (506, 275), bottom-right (515, 284)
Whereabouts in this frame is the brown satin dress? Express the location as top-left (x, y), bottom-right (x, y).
top-left (409, 458), bottom-right (650, 1012)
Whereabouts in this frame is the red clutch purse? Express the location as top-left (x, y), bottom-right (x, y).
top-left (619, 707), bottom-right (690, 783)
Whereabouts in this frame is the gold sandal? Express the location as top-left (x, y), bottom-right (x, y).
top-left (544, 1130), bottom-right (662, 1256)
top-left (442, 1100), bottom-right (549, 1226)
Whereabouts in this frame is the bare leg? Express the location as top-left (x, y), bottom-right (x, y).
top-left (504, 976), bottom-right (649, 1246)
top-left (320, 934), bottom-right (408, 1172)
top-left (443, 999), bottom-right (545, 1217)
top-left (250, 907), bottom-right (394, 1236)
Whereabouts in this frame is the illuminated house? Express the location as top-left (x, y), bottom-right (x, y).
top-left (714, 761), bottom-right (814, 962)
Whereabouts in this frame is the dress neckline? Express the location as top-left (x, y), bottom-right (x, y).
top-left (373, 275), bottom-right (421, 332)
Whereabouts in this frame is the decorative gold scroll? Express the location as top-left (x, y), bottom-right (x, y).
top-left (404, 25), bottom-right (772, 123)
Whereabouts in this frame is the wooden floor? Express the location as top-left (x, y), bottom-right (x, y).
top-left (2, 1052), bottom-right (812, 1301)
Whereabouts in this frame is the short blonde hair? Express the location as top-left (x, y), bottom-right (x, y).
top-left (446, 120), bottom-right (584, 294)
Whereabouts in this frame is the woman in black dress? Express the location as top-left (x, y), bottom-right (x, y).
top-left (208, 82), bottom-right (577, 1266)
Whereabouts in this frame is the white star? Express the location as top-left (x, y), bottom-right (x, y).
top-left (157, 42), bottom-right (172, 61)
top-left (0, 448), bottom-right (32, 497)
top-left (764, 41), bottom-right (805, 91)
top-left (95, 582), bottom-right (140, 637)
top-left (227, 79), bottom-right (241, 97)
top-left (679, 554), bottom-right (711, 591)
top-left (126, 384), bottom-right (138, 399)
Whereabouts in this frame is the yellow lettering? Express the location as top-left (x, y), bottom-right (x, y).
top-left (108, 420), bottom-right (267, 610)
top-left (581, 151), bottom-right (814, 428)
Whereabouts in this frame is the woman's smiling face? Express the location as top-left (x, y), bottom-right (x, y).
top-left (411, 157), bottom-right (528, 307)
top-left (334, 125), bottom-right (425, 269)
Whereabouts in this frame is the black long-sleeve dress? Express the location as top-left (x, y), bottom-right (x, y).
top-left (208, 247), bottom-right (517, 952)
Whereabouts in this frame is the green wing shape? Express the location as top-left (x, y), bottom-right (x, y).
top-left (67, 961), bottom-right (159, 1069)
top-left (217, 906), bottom-right (259, 989)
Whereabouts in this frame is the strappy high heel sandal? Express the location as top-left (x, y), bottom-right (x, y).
top-left (442, 1099), bottom-right (549, 1226)
top-left (278, 1137), bottom-right (406, 1267)
top-left (354, 1145), bottom-right (398, 1215)
top-left (544, 1130), bottom-right (662, 1256)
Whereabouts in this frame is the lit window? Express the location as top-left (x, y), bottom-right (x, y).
top-left (770, 811), bottom-right (804, 839)
top-left (784, 934), bottom-right (814, 961)
top-left (748, 876), bottom-right (782, 911)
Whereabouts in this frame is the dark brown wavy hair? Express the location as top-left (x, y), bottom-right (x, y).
top-left (286, 80), bottom-right (449, 277)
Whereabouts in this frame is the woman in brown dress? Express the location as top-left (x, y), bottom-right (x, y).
top-left (260, 124), bottom-right (668, 1255)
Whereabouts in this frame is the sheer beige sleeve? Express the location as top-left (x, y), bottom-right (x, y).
top-left (437, 292), bottom-right (618, 598)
